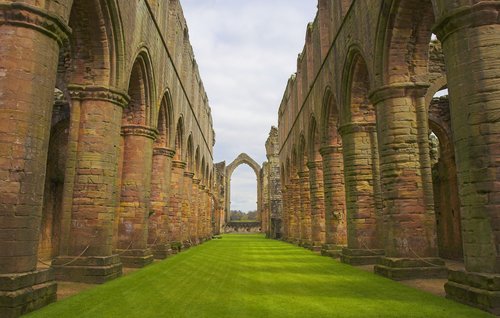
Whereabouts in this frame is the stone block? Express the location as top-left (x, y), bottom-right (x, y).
top-left (446, 270), bottom-right (500, 315)
top-left (53, 255), bottom-right (122, 284)
top-left (341, 248), bottom-right (384, 265)
top-left (0, 269), bottom-right (57, 318)
top-left (374, 257), bottom-right (447, 280)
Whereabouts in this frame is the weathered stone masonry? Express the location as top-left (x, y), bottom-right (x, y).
top-left (0, 1), bottom-right (219, 316)
top-left (277, 0), bottom-right (500, 314)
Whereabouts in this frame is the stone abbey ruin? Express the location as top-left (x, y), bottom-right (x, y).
top-left (0, 0), bottom-right (499, 316)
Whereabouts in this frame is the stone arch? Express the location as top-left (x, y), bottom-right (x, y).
top-left (374, 0), bottom-right (436, 85)
top-left (339, 48), bottom-right (383, 261)
top-left (224, 153), bottom-right (262, 224)
top-left (173, 117), bottom-right (184, 161)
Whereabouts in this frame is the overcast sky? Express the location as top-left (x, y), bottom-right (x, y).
top-left (182, 0), bottom-right (317, 211)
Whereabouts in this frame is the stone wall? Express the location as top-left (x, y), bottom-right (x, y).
top-left (0, 1), bottom-right (219, 316)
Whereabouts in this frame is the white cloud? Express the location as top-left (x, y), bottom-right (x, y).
top-left (182, 0), bottom-right (317, 210)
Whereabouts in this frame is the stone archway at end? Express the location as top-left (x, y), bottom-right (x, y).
top-left (225, 153), bottom-right (262, 225)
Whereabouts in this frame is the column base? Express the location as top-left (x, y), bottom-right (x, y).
top-left (151, 243), bottom-right (173, 259)
top-left (445, 269), bottom-right (500, 315)
top-left (321, 244), bottom-right (345, 258)
top-left (170, 241), bottom-right (182, 254)
top-left (115, 249), bottom-right (153, 268)
top-left (0, 269), bottom-right (57, 318)
top-left (341, 248), bottom-right (384, 265)
top-left (299, 240), bottom-right (312, 249)
top-left (53, 255), bottom-right (122, 284)
top-left (374, 257), bottom-right (447, 280)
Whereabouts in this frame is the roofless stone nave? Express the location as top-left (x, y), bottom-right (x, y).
top-left (0, 0), bottom-right (499, 317)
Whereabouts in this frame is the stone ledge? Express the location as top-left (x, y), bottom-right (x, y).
top-left (341, 248), bottom-right (384, 265)
top-left (115, 249), bottom-right (154, 268)
top-left (0, 269), bottom-right (56, 318)
top-left (445, 270), bottom-right (500, 315)
top-left (53, 255), bottom-right (122, 284)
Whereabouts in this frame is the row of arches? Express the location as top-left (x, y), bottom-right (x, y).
top-left (278, 0), bottom-right (499, 313)
top-left (0, 1), bottom-right (218, 315)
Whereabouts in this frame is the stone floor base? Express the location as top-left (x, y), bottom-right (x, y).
top-left (151, 243), bottom-right (173, 259)
top-left (115, 248), bottom-right (153, 268)
top-left (341, 248), bottom-right (384, 265)
top-left (299, 240), bottom-right (312, 249)
top-left (321, 244), bottom-right (345, 258)
top-left (0, 269), bottom-right (57, 318)
top-left (445, 269), bottom-right (500, 315)
top-left (53, 255), bottom-right (122, 284)
top-left (374, 257), bottom-right (447, 280)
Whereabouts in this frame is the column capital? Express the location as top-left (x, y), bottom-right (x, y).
top-left (306, 160), bottom-right (322, 169)
top-left (68, 85), bottom-right (130, 108)
top-left (0, 3), bottom-right (71, 46)
top-left (121, 125), bottom-right (158, 140)
top-left (433, 2), bottom-right (500, 42)
top-left (338, 122), bottom-right (375, 137)
top-left (153, 147), bottom-right (175, 158)
top-left (183, 171), bottom-right (195, 178)
top-left (199, 184), bottom-right (206, 190)
top-left (319, 145), bottom-right (342, 156)
top-left (369, 82), bottom-right (430, 105)
top-left (172, 160), bottom-right (187, 169)
top-left (298, 170), bottom-right (310, 179)
top-left (192, 178), bottom-right (201, 185)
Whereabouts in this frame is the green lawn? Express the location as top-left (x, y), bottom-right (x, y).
top-left (26, 234), bottom-right (491, 318)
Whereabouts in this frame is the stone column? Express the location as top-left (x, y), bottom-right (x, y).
top-left (0, 4), bottom-right (69, 315)
top-left (370, 83), bottom-right (446, 279)
top-left (53, 86), bottom-right (127, 283)
top-left (434, 3), bottom-right (500, 313)
top-left (306, 161), bottom-right (326, 251)
top-left (115, 125), bottom-right (156, 268)
top-left (148, 147), bottom-right (175, 259)
top-left (298, 170), bottom-right (312, 247)
top-left (338, 123), bottom-right (384, 265)
top-left (290, 177), bottom-right (300, 243)
top-left (204, 188), bottom-right (212, 239)
top-left (182, 171), bottom-right (194, 246)
top-left (319, 146), bottom-right (347, 257)
top-left (168, 160), bottom-right (186, 251)
top-left (281, 184), bottom-right (290, 240)
top-left (192, 178), bottom-right (201, 243)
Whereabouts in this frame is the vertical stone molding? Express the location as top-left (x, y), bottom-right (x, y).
top-left (169, 160), bottom-right (187, 247)
top-left (369, 83), bottom-right (446, 280)
top-left (434, 2), bottom-right (500, 313)
top-left (307, 161), bottom-right (326, 250)
top-left (319, 146), bottom-right (347, 257)
top-left (298, 170), bottom-right (312, 247)
top-left (115, 125), bottom-right (156, 268)
top-left (149, 147), bottom-right (175, 259)
top-left (192, 178), bottom-right (202, 243)
top-left (338, 123), bottom-right (384, 265)
top-left (281, 185), bottom-right (290, 240)
top-left (289, 177), bottom-right (301, 243)
top-left (182, 171), bottom-right (195, 246)
top-left (0, 4), bottom-right (69, 316)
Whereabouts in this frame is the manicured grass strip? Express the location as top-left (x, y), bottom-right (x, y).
top-left (25, 234), bottom-right (492, 318)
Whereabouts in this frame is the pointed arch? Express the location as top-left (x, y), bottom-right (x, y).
top-left (174, 117), bottom-right (184, 161)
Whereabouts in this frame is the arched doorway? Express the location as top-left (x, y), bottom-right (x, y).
top-left (225, 154), bottom-right (262, 231)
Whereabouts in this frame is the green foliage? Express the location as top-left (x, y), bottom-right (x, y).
top-left (230, 210), bottom-right (257, 221)
top-left (26, 235), bottom-right (492, 318)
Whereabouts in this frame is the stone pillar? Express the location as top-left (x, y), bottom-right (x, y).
top-left (338, 123), bottom-right (384, 265)
top-left (148, 147), bottom-right (175, 259)
top-left (434, 3), bottom-right (500, 313)
top-left (298, 170), bottom-right (312, 247)
top-left (370, 83), bottom-right (446, 279)
top-left (182, 171), bottom-right (194, 246)
top-left (115, 125), bottom-right (156, 268)
top-left (192, 178), bottom-right (201, 243)
top-left (168, 160), bottom-right (186, 250)
top-left (0, 4), bottom-right (69, 315)
top-left (281, 184), bottom-right (290, 240)
top-left (307, 161), bottom-right (326, 251)
top-left (290, 177), bottom-right (300, 243)
top-left (204, 188), bottom-right (212, 239)
top-left (319, 146), bottom-right (347, 257)
top-left (53, 86), bottom-right (127, 283)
